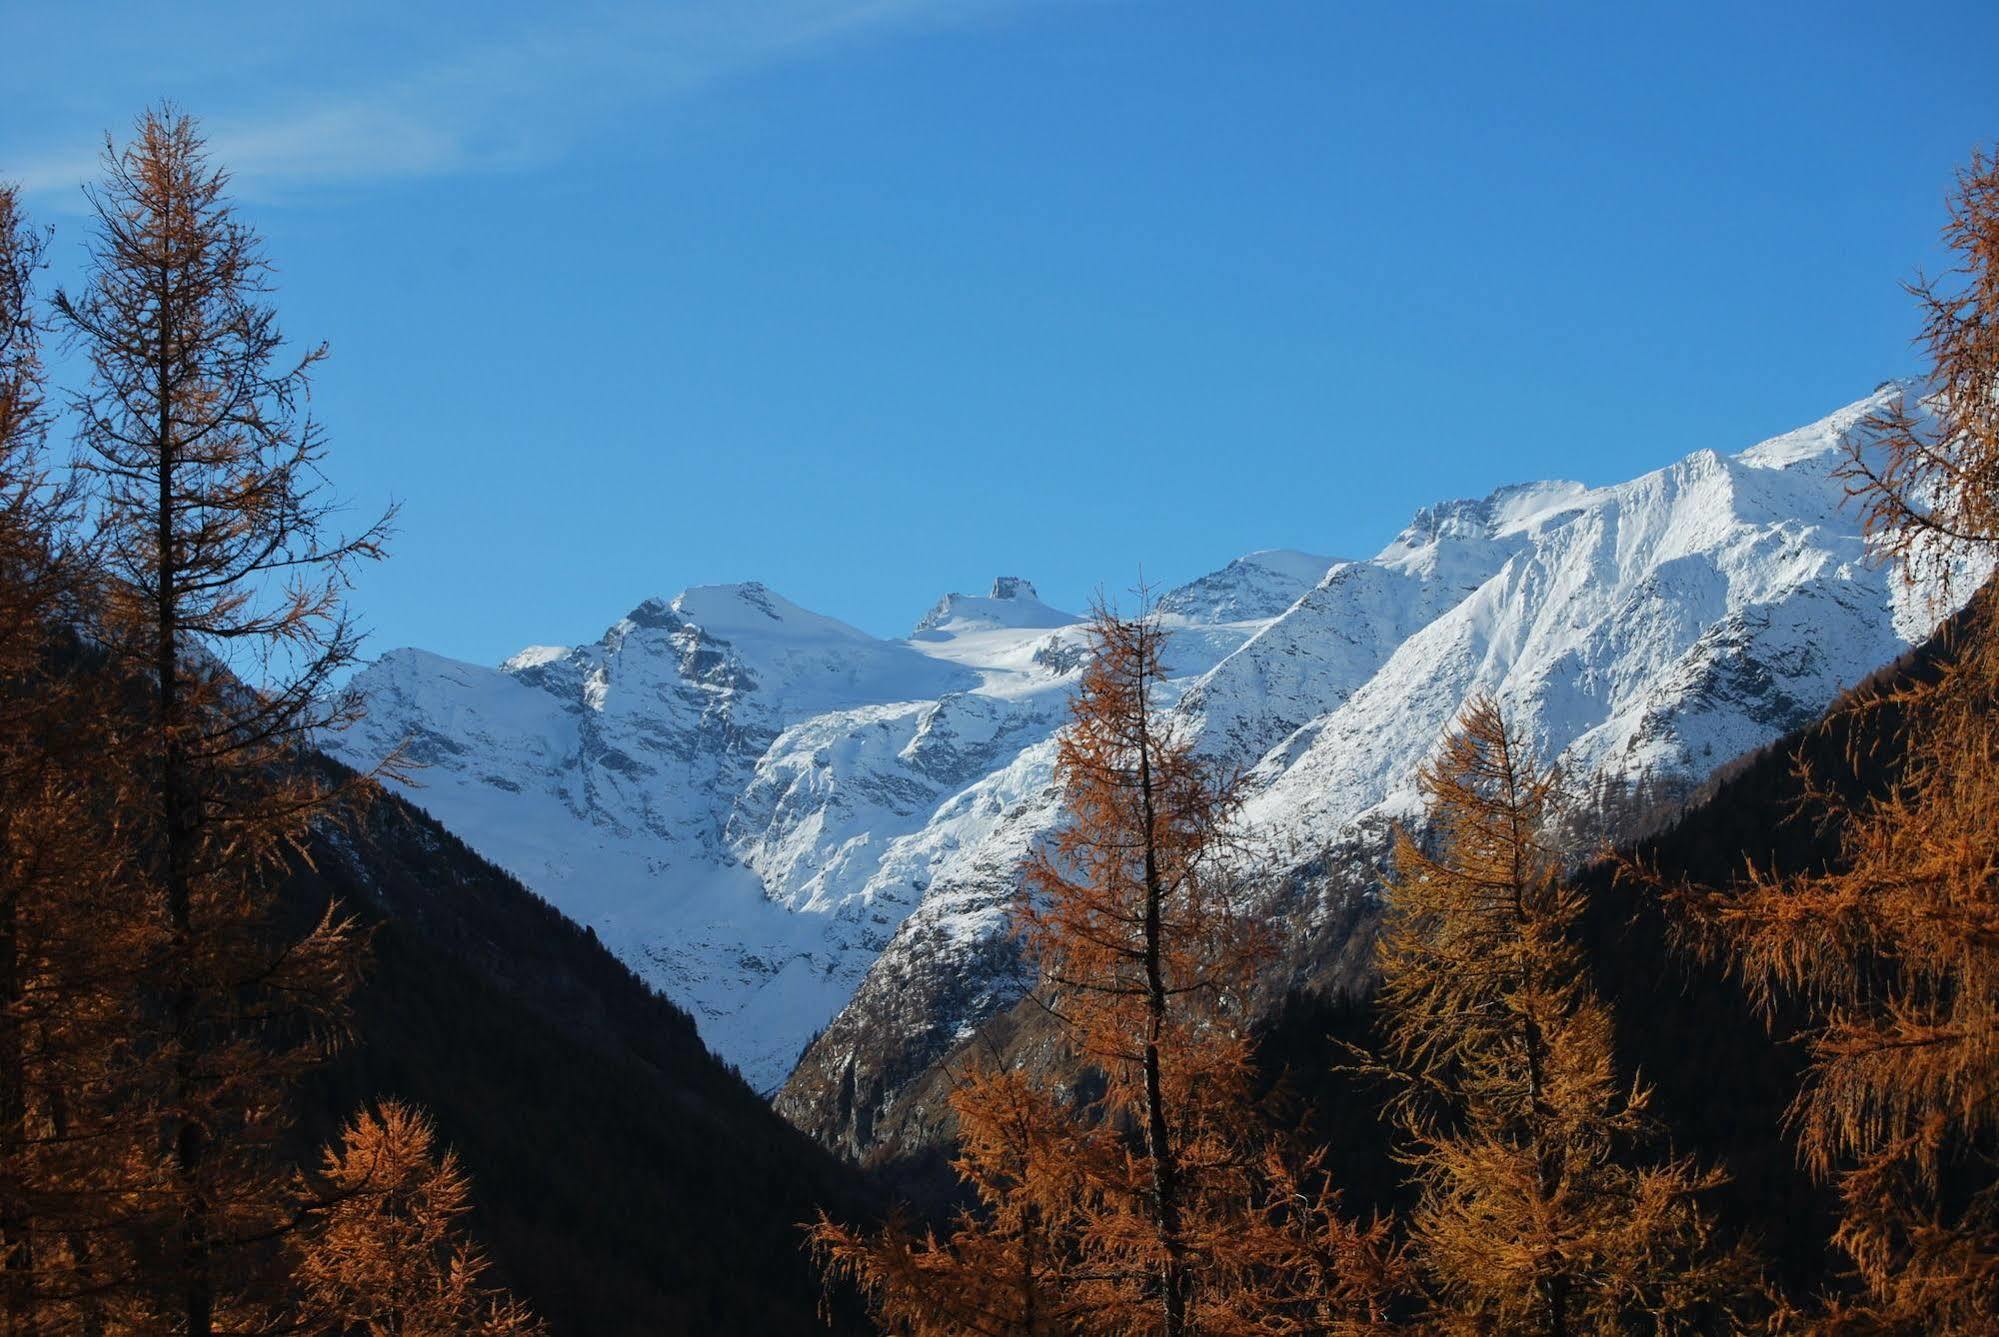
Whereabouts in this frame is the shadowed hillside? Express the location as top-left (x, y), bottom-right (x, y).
top-left (288, 762), bottom-right (874, 1335)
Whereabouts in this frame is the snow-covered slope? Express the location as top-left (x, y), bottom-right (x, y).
top-left (335, 384), bottom-right (1973, 1121)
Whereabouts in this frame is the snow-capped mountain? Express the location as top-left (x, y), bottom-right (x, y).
top-left (333, 571), bottom-right (1290, 1093)
top-left (333, 385), bottom-right (1971, 1130)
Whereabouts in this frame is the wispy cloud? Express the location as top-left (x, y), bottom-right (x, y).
top-left (8, 0), bottom-right (1017, 204)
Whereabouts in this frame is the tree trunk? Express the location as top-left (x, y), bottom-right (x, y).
top-left (42, 1055), bottom-right (103, 1337)
top-left (1132, 639), bottom-right (1186, 1337)
top-left (155, 275), bottom-right (211, 1337)
top-left (1521, 1011), bottom-right (1569, 1337)
top-left (0, 858), bottom-right (31, 1333)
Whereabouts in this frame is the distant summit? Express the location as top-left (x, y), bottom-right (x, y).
top-left (911, 577), bottom-right (1078, 639)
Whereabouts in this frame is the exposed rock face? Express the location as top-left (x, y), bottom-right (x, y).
top-left (331, 385), bottom-right (1977, 1147)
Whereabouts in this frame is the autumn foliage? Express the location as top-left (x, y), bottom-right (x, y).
top-left (1372, 697), bottom-right (1760, 1333)
top-left (295, 1100), bottom-right (545, 1336)
top-left (0, 111), bottom-right (536, 1333)
top-left (1689, 617), bottom-right (1999, 1333)
top-left (814, 604), bottom-right (1405, 1336)
top-left (817, 136), bottom-right (1999, 1335)
top-left (812, 1061), bottom-right (1103, 1335)
top-left (1650, 146), bottom-right (1999, 1335)
top-left (5, 87), bottom-right (1999, 1337)
top-left (0, 174), bottom-right (156, 1337)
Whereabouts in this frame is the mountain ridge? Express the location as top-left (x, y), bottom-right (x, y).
top-left (328, 383), bottom-right (1973, 1129)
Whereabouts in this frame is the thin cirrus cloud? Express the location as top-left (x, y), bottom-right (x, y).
top-left (6, 0), bottom-right (1015, 204)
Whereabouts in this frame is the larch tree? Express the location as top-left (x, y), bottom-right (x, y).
top-left (1372, 696), bottom-right (1758, 1335)
top-left (0, 179), bottom-right (155, 1335)
top-left (814, 603), bottom-right (1405, 1337)
top-left (0, 179), bottom-right (44, 1333)
top-left (1839, 144), bottom-right (1999, 594)
top-left (294, 1100), bottom-right (543, 1337)
top-left (810, 1060), bottom-right (1105, 1336)
top-left (0, 185), bottom-right (40, 463)
top-left (1020, 602), bottom-right (1404, 1336)
top-left (55, 107), bottom-right (392, 1334)
top-left (1662, 144), bottom-right (1999, 1332)
top-left (1693, 621), bottom-right (1999, 1332)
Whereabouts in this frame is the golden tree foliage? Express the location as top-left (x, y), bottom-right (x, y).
top-left (1686, 613), bottom-right (1999, 1332)
top-left (0, 179), bottom-right (163, 1335)
top-left (1023, 604), bottom-right (1266, 1334)
top-left (1840, 144), bottom-right (1999, 592)
top-left (811, 1062), bottom-right (1105, 1336)
top-left (295, 1100), bottom-right (543, 1336)
top-left (814, 605), bottom-right (1406, 1336)
top-left (1375, 696), bottom-right (1757, 1335)
top-left (0, 119), bottom-right (531, 1334)
top-left (1648, 143), bottom-right (1999, 1334)
top-left (55, 108), bottom-right (390, 1333)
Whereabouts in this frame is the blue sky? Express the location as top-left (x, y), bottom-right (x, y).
top-left (5, 1), bottom-right (1998, 663)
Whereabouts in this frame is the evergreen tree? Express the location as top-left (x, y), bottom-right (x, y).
top-left (1373, 696), bottom-right (1758, 1334)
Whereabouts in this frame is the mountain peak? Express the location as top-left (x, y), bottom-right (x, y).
top-left (671, 581), bottom-right (782, 623)
top-left (912, 579), bottom-right (1077, 638)
top-left (656, 582), bottom-right (881, 647)
top-left (1155, 549), bottom-right (1336, 623)
top-left (1734, 382), bottom-right (1908, 472)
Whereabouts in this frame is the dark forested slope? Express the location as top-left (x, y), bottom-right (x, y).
top-left (287, 762), bottom-right (871, 1335)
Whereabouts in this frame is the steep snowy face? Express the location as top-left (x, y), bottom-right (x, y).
top-left (1234, 418), bottom-right (1910, 845)
top-left (336, 551), bottom-right (1334, 1091)
top-left (777, 384), bottom-right (1985, 1156)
